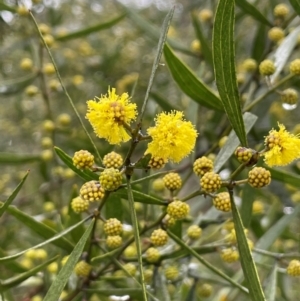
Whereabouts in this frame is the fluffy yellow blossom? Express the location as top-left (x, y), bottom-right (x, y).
top-left (263, 123), bottom-right (300, 167)
top-left (145, 111), bottom-right (198, 163)
top-left (86, 87), bottom-right (137, 144)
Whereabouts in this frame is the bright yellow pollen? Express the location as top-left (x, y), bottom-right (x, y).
top-left (145, 111), bottom-right (198, 163)
top-left (263, 123), bottom-right (300, 167)
top-left (86, 87), bottom-right (137, 145)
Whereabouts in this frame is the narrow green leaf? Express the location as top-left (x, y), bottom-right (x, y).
top-left (43, 220), bottom-right (95, 301)
top-left (54, 147), bottom-right (98, 182)
top-left (114, 189), bottom-right (166, 206)
top-left (213, 0), bottom-right (247, 146)
top-left (264, 263), bottom-right (277, 301)
top-left (267, 167), bottom-right (300, 187)
top-left (255, 204), bottom-right (300, 252)
top-left (91, 248), bottom-right (120, 264)
top-left (191, 12), bottom-right (213, 66)
top-left (229, 192), bottom-right (266, 301)
top-left (289, 0), bottom-right (300, 16)
top-left (66, 187), bottom-right (86, 244)
top-left (0, 216), bottom-right (90, 263)
top-left (139, 6), bottom-right (175, 122)
top-left (105, 194), bottom-right (123, 221)
top-left (0, 171), bottom-right (29, 218)
top-left (270, 25), bottom-right (300, 84)
top-left (214, 112), bottom-right (257, 172)
top-left (164, 44), bottom-right (223, 111)
top-left (1, 205), bottom-right (75, 254)
top-left (55, 14), bottom-right (126, 41)
top-left (126, 178), bottom-right (147, 301)
top-left (124, 6), bottom-right (193, 56)
top-left (252, 22), bottom-right (267, 62)
top-left (0, 255), bottom-right (59, 292)
top-left (85, 288), bottom-right (143, 298)
top-left (0, 3), bottom-right (16, 12)
top-left (0, 249), bottom-right (27, 273)
top-left (169, 220), bottom-right (182, 239)
top-left (149, 90), bottom-right (180, 111)
top-left (0, 153), bottom-right (41, 164)
top-left (166, 230), bottom-right (249, 295)
top-left (236, 0), bottom-right (272, 26)
top-left (240, 184), bottom-right (255, 228)
top-left (0, 73), bottom-right (38, 96)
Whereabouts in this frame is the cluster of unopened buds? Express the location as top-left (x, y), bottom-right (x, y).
top-left (67, 86), bottom-right (300, 282)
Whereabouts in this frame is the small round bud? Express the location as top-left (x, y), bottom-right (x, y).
top-left (31, 296), bottom-right (42, 301)
top-left (199, 9), bottom-right (213, 22)
top-left (252, 200), bottom-right (264, 214)
top-left (124, 245), bottom-right (137, 258)
top-left (162, 214), bottom-right (177, 228)
top-left (248, 167), bottom-right (271, 188)
top-left (219, 136), bottom-right (228, 148)
top-left (43, 34), bottom-right (55, 47)
top-left (235, 147), bottom-right (255, 163)
top-left (187, 225), bottom-right (202, 239)
top-left (73, 150), bottom-right (94, 169)
top-left (47, 262), bottom-right (58, 274)
top-left (35, 249), bottom-right (48, 260)
top-left (99, 168), bottom-right (123, 191)
top-left (61, 256), bottom-right (69, 266)
top-left (163, 172), bottom-right (182, 191)
top-left (38, 23), bottom-right (51, 35)
top-left (41, 149), bottom-right (53, 161)
top-left (74, 260), bottom-right (92, 277)
top-left (43, 201), bottom-right (55, 212)
top-left (103, 151), bottom-right (123, 169)
top-left (104, 218), bottom-right (123, 236)
top-left (191, 40), bottom-right (201, 53)
top-left (167, 200), bottom-right (190, 220)
top-left (213, 192), bottom-right (231, 212)
top-left (148, 156), bottom-right (167, 169)
top-left (220, 248), bottom-right (239, 263)
top-left (72, 75), bottom-right (84, 86)
top-left (236, 73), bottom-right (245, 85)
top-left (152, 178), bottom-right (165, 192)
top-left (259, 60), bottom-right (276, 76)
top-left (25, 85), bottom-right (39, 97)
top-left (57, 113), bottom-right (71, 126)
top-left (200, 172), bottom-right (222, 193)
top-left (287, 260), bottom-right (300, 276)
top-left (20, 58), bottom-right (33, 71)
top-left (289, 59), bottom-right (300, 75)
top-left (268, 27), bottom-right (285, 42)
top-left (144, 269), bottom-right (153, 284)
top-left (242, 58), bottom-right (257, 72)
top-left (274, 4), bottom-right (289, 18)
top-left (106, 235), bottom-right (122, 249)
top-left (150, 229), bottom-right (168, 246)
top-left (193, 156), bottom-right (213, 177)
top-left (80, 181), bottom-right (105, 202)
top-left (49, 79), bottom-right (60, 91)
top-left (71, 196), bottom-right (89, 213)
top-left (197, 283), bottom-right (213, 298)
top-left (17, 6), bottom-right (29, 16)
top-left (43, 120), bottom-right (55, 132)
top-left (25, 249), bottom-right (36, 260)
top-left (43, 63), bottom-right (55, 75)
top-left (164, 266), bottom-right (179, 281)
top-left (124, 263), bottom-right (137, 276)
top-left (41, 137), bottom-right (53, 148)
top-left (145, 247), bottom-right (161, 263)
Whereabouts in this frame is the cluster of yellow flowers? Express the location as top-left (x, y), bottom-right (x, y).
top-left (86, 87), bottom-right (198, 163)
